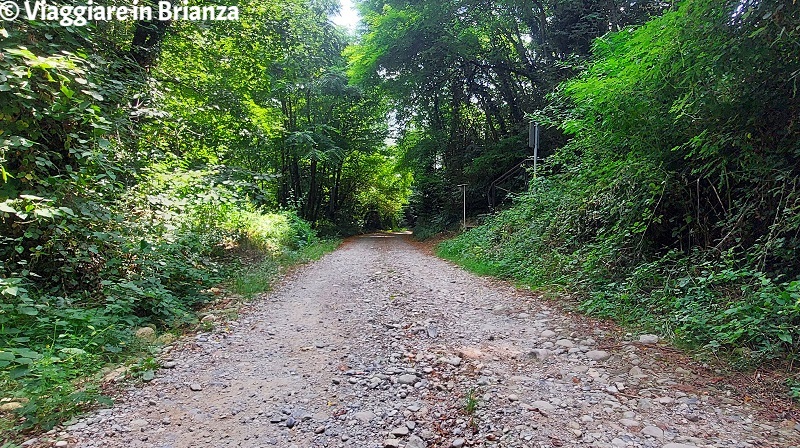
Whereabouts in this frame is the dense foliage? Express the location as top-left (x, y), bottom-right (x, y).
top-left (350, 0), bottom-right (670, 235)
top-left (0, 0), bottom-right (407, 436)
top-left (3, 0), bottom-right (800, 435)
top-left (441, 0), bottom-right (800, 365)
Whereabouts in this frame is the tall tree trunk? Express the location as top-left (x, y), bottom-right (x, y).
top-left (328, 163), bottom-right (342, 220)
top-left (306, 158), bottom-right (318, 220)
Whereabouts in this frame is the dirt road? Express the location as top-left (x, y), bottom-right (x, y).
top-left (47, 233), bottom-right (799, 447)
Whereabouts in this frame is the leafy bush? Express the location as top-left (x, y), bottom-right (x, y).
top-left (0, 162), bottom-right (325, 434)
top-left (441, 0), bottom-right (800, 366)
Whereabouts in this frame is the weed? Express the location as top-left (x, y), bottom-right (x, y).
top-left (130, 356), bottom-right (160, 383)
top-left (464, 388), bottom-right (479, 415)
top-left (787, 376), bottom-right (800, 402)
top-left (231, 260), bottom-right (280, 298)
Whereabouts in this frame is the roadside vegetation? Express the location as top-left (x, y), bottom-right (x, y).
top-left (439, 0), bottom-right (800, 376)
top-left (3, 0), bottom-right (799, 439)
top-left (0, 0), bottom-right (405, 439)
top-left (354, 0), bottom-right (800, 380)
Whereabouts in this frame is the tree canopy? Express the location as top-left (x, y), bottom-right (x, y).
top-left (2, 0), bottom-right (800, 436)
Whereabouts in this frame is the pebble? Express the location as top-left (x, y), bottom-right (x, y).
top-left (556, 339), bottom-right (574, 348)
top-left (129, 419), bottom-right (148, 429)
top-left (452, 438), bottom-right (466, 448)
top-left (531, 400), bottom-right (555, 412)
top-left (642, 425), bottom-right (664, 438)
top-left (529, 349), bottom-right (550, 360)
top-left (397, 374), bottom-right (418, 385)
top-left (640, 334), bottom-right (660, 344)
top-left (587, 350), bottom-right (611, 361)
top-left (391, 426), bottom-right (410, 437)
top-left (354, 411), bottom-right (376, 422)
top-left (189, 383), bottom-right (202, 391)
top-left (620, 418), bottom-right (640, 427)
top-left (440, 356), bottom-right (462, 366)
top-left (407, 435), bottom-right (426, 448)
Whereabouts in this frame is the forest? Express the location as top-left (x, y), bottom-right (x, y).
top-left (1, 0), bottom-right (799, 437)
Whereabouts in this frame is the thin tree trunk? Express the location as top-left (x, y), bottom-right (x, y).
top-left (130, 0), bottom-right (172, 69)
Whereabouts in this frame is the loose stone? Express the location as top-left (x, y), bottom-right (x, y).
top-left (639, 334), bottom-right (660, 344)
top-left (642, 426), bottom-right (664, 438)
top-left (397, 374), bottom-right (418, 385)
top-left (586, 350), bottom-right (611, 361)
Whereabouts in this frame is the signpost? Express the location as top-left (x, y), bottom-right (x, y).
top-left (458, 183), bottom-right (467, 230)
top-left (528, 122), bottom-right (539, 179)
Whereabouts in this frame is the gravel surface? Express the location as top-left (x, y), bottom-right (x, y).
top-left (32, 233), bottom-right (800, 447)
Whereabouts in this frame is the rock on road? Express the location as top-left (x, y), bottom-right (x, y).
top-left (51, 233), bottom-right (798, 447)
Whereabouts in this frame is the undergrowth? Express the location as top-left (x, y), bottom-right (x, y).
top-left (0, 167), bottom-right (336, 441)
top-left (439, 176), bottom-right (800, 372)
top-left (230, 237), bottom-right (340, 299)
top-left (439, 0), bottom-right (800, 398)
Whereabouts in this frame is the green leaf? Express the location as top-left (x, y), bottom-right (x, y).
top-left (60, 84), bottom-right (75, 98)
top-left (18, 306), bottom-right (39, 316)
top-left (9, 366), bottom-right (30, 379)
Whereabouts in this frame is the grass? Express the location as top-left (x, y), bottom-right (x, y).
top-left (437, 246), bottom-right (502, 277)
top-left (464, 388), bottom-right (479, 415)
top-left (0, 237), bottom-right (340, 443)
top-left (230, 239), bottom-right (340, 299)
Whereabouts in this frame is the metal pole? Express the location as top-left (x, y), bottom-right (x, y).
top-left (533, 123), bottom-right (539, 179)
top-left (463, 185), bottom-right (466, 230)
top-left (458, 184), bottom-right (468, 230)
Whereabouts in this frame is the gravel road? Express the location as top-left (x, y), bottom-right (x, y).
top-left (38, 233), bottom-right (800, 447)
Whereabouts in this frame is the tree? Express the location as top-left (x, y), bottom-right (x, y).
top-left (349, 0), bottom-right (670, 232)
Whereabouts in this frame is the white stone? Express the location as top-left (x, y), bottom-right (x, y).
top-left (586, 350), bottom-right (611, 361)
top-left (620, 418), bottom-right (640, 427)
top-left (639, 334), bottom-right (659, 344)
top-left (556, 339), bottom-right (574, 348)
top-left (531, 400), bottom-right (555, 412)
top-left (642, 425), bottom-right (664, 438)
